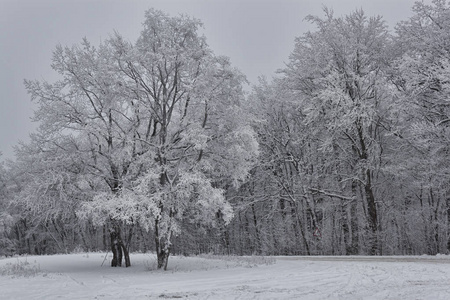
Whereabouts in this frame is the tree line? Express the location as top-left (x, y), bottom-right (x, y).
top-left (2, 0), bottom-right (450, 268)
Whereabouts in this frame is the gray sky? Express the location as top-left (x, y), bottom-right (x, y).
top-left (0, 0), bottom-right (428, 160)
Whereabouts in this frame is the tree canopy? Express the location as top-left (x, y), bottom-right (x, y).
top-left (2, 1), bottom-right (450, 266)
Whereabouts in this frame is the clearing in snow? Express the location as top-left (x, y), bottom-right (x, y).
top-left (1, 253), bottom-right (450, 299)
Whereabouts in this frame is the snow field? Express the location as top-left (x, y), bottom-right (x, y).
top-left (1, 253), bottom-right (450, 299)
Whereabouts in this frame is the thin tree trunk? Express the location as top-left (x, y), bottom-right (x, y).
top-left (365, 169), bottom-right (378, 255)
top-left (251, 203), bottom-right (261, 254)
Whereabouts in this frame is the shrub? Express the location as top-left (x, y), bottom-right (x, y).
top-left (198, 254), bottom-right (276, 267)
top-left (0, 258), bottom-right (42, 277)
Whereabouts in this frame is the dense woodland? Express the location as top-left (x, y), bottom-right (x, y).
top-left (2, 0), bottom-right (450, 269)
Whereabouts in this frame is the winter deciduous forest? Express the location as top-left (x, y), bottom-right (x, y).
top-left (2, 0), bottom-right (450, 270)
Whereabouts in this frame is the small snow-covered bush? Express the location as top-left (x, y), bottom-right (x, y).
top-left (198, 254), bottom-right (276, 267)
top-left (143, 256), bottom-right (158, 271)
top-left (142, 254), bottom-right (276, 273)
top-left (0, 258), bottom-right (42, 277)
top-left (72, 245), bottom-right (85, 253)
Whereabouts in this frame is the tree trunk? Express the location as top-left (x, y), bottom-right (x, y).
top-left (350, 182), bottom-right (359, 255)
top-left (251, 203), bottom-right (261, 254)
top-left (122, 243), bottom-right (131, 267)
top-left (357, 124), bottom-right (378, 255)
top-left (341, 202), bottom-right (351, 255)
top-left (154, 216), bottom-right (172, 270)
top-left (156, 240), bottom-right (171, 270)
top-left (157, 248), bottom-right (171, 270)
top-left (446, 198), bottom-right (450, 253)
top-left (110, 224), bottom-right (130, 267)
top-left (110, 229), bottom-right (122, 267)
top-left (290, 201), bottom-right (310, 255)
top-left (365, 169), bottom-right (378, 255)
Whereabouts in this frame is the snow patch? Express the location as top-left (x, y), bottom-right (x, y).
top-left (2, 253), bottom-right (450, 299)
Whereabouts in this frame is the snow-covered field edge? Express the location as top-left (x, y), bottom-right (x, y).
top-left (2, 252), bottom-right (450, 299)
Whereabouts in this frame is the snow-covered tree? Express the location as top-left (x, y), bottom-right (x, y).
top-left (390, 0), bottom-right (450, 254)
top-left (239, 78), bottom-right (321, 255)
top-left (0, 156), bottom-right (16, 256)
top-left (24, 34), bottom-right (145, 265)
top-left (279, 9), bottom-right (393, 254)
top-left (25, 9), bottom-right (258, 269)
top-left (7, 133), bottom-right (98, 255)
top-left (79, 10), bottom-right (258, 270)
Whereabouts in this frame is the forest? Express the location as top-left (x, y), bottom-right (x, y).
top-left (1, 0), bottom-right (450, 270)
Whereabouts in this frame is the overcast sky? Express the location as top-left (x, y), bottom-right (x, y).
top-left (0, 0), bottom-right (430, 160)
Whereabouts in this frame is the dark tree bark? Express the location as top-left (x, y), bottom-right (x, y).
top-left (110, 224), bottom-right (130, 267)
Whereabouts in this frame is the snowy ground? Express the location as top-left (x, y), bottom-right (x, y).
top-left (1, 253), bottom-right (450, 299)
